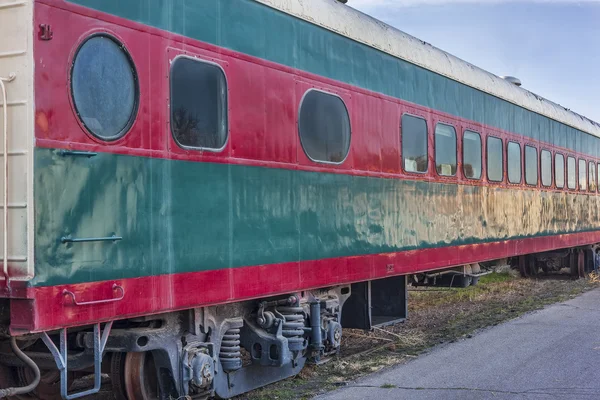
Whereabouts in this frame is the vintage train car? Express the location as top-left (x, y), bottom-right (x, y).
top-left (1, 0), bottom-right (600, 398)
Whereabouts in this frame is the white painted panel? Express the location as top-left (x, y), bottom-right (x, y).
top-left (0, 154), bottom-right (28, 204)
top-left (0, 0), bottom-right (33, 281)
top-left (0, 102), bottom-right (28, 153)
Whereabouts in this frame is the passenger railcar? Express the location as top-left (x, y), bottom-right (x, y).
top-left (1, 0), bottom-right (599, 398)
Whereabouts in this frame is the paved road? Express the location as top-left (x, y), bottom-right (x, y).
top-left (317, 288), bottom-right (600, 400)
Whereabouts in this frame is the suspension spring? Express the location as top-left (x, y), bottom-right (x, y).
top-left (276, 306), bottom-right (306, 352)
top-left (219, 328), bottom-right (242, 372)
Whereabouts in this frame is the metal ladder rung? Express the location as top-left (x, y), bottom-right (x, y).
top-left (0, 203), bottom-right (27, 209)
top-left (0, 100), bottom-right (27, 107)
top-left (0, 256), bottom-right (27, 262)
top-left (0, 50), bottom-right (27, 59)
top-left (0, 2), bottom-right (27, 10)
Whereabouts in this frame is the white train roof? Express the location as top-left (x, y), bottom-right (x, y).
top-left (256, 0), bottom-right (600, 138)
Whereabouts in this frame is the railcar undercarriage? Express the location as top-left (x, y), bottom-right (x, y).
top-left (511, 246), bottom-right (599, 278)
top-left (0, 286), bottom-right (357, 399)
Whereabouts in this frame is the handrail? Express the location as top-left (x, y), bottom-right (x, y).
top-left (63, 284), bottom-right (125, 306)
top-left (58, 150), bottom-right (97, 158)
top-left (61, 235), bottom-right (122, 244)
top-left (0, 72), bottom-right (16, 291)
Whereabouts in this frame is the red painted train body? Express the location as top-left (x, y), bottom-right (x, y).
top-left (0, 0), bottom-right (599, 398)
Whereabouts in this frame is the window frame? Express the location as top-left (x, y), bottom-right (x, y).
top-left (506, 141), bottom-right (522, 184)
top-left (555, 153), bottom-right (565, 189)
top-left (589, 161), bottom-right (596, 192)
top-left (540, 149), bottom-right (552, 188)
top-left (524, 145), bottom-right (538, 186)
top-left (434, 122), bottom-right (457, 177)
top-left (597, 163), bottom-right (600, 193)
top-left (169, 55), bottom-right (230, 153)
top-left (486, 136), bottom-right (504, 183)
top-left (297, 88), bottom-right (352, 165)
top-left (567, 156), bottom-right (577, 190)
top-left (578, 158), bottom-right (587, 192)
top-left (462, 130), bottom-right (482, 180)
top-left (70, 33), bottom-right (140, 142)
top-left (401, 113), bottom-right (429, 174)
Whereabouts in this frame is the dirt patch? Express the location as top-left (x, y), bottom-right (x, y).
top-left (240, 270), bottom-right (599, 400)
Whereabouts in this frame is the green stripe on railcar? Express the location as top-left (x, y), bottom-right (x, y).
top-left (32, 148), bottom-right (600, 287)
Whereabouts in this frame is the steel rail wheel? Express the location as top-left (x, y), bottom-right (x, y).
top-left (0, 363), bottom-right (21, 400)
top-left (16, 367), bottom-right (74, 400)
top-left (123, 352), bottom-right (160, 400)
top-left (110, 352), bottom-right (128, 400)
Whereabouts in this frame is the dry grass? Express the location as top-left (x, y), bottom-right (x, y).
top-left (241, 270), bottom-right (599, 400)
top-left (588, 270), bottom-right (600, 284)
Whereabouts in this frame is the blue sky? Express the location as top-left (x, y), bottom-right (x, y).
top-left (350, 1), bottom-right (600, 123)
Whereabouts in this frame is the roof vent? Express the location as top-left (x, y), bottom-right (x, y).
top-left (501, 76), bottom-right (522, 87)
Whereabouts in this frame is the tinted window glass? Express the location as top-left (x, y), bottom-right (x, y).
top-left (541, 150), bottom-right (552, 187)
top-left (71, 35), bottom-right (138, 140)
top-left (171, 57), bottom-right (228, 150)
top-left (567, 156), bottom-right (576, 189)
top-left (589, 162), bottom-right (596, 192)
top-left (597, 164), bottom-right (600, 192)
top-left (579, 159), bottom-right (587, 191)
top-left (402, 115), bottom-right (428, 173)
top-left (507, 142), bottom-right (521, 184)
top-left (463, 131), bottom-right (481, 179)
top-left (487, 137), bottom-right (503, 182)
top-left (298, 90), bottom-right (351, 163)
top-left (525, 146), bottom-right (538, 186)
top-left (555, 154), bottom-right (565, 188)
top-left (435, 123), bottom-right (456, 176)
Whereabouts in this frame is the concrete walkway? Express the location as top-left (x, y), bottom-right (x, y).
top-left (317, 288), bottom-right (600, 400)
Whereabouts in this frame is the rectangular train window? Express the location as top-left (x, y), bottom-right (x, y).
top-left (170, 57), bottom-right (228, 150)
top-left (579, 159), bottom-right (587, 191)
top-left (541, 150), bottom-right (552, 187)
top-left (463, 131), bottom-right (481, 179)
top-left (555, 154), bottom-right (565, 189)
top-left (589, 162), bottom-right (596, 192)
top-left (435, 123), bottom-right (457, 176)
top-left (402, 114), bottom-right (428, 173)
top-left (507, 142), bottom-right (521, 184)
top-left (487, 137), bottom-right (503, 182)
top-left (525, 145), bottom-right (538, 186)
top-left (597, 164), bottom-right (600, 192)
top-left (567, 156), bottom-right (576, 189)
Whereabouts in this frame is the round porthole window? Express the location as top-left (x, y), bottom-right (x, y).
top-left (71, 35), bottom-right (139, 141)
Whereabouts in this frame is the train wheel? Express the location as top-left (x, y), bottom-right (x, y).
top-left (16, 367), bottom-right (74, 400)
top-left (0, 363), bottom-right (16, 386)
top-left (518, 256), bottom-right (527, 277)
top-left (470, 263), bottom-right (481, 286)
top-left (453, 275), bottom-right (472, 288)
top-left (453, 265), bottom-right (472, 288)
top-left (0, 365), bottom-right (70, 400)
top-left (123, 352), bottom-right (160, 400)
top-left (110, 352), bottom-right (129, 400)
top-left (0, 364), bottom-right (21, 400)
